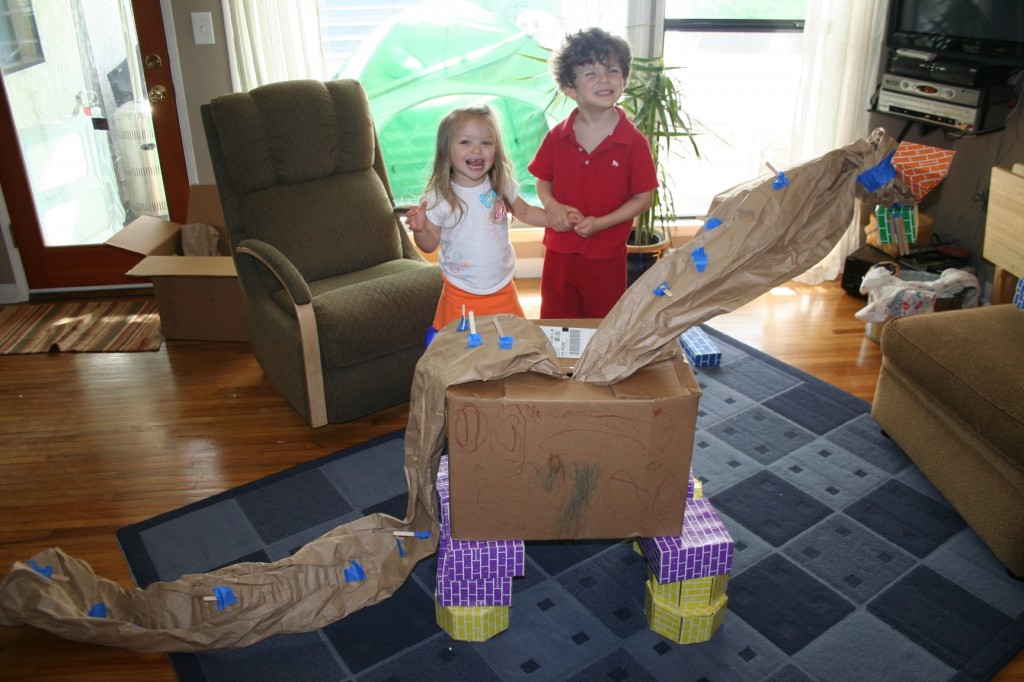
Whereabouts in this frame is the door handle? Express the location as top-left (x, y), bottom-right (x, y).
top-left (148, 85), bottom-right (168, 103)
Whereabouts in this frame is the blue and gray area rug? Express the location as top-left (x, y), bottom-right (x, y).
top-left (117, 326), bottom-right (1024, 681)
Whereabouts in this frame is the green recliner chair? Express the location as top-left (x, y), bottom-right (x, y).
top-left (202, 79), bottom-right (442, 427)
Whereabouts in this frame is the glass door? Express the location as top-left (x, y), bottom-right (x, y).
top-left (0, 0), bottom-right (188, 289)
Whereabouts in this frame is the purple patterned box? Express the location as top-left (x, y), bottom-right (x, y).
top-left (437, 455), bottom-right (526, 580)
top-left (640, 497), bottom-right (734, 584)
top-left (437, 536), bottom-right (525, 580)
top-left (437, 454), bottom-right (453, 534)
top-left (436, 573), bottom-right (514, 607)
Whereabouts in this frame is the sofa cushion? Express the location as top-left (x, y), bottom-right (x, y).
top-left (880, 305), bottom-right (1024, 471)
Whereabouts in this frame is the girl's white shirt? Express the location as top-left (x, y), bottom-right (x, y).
top-left (424, 178), bottom-right (517, 295)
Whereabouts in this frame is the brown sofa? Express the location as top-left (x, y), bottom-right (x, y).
top-left (871, 300), bottom-right (1024, 577)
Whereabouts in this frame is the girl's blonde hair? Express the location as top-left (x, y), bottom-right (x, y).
top-left (424, 104), bottom-right (517, 224)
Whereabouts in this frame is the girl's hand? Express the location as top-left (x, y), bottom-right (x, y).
top-left (404, 201), bottom-right (428, 233)
top-left (547, 202), bottom-right (579, 232)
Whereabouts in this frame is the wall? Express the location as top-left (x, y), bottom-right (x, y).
top-left (163, 0), bottom-right (232, 184)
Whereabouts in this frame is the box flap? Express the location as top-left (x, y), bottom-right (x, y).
top-left (106, 215), bottom-right (180, 257)
top-left (186, 184), bottom-right (230, 256)
top-left (126, 255), bottom-right (237, 278)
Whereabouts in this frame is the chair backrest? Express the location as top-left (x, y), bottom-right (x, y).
top-left (202, 79), bottom-right (403, 281)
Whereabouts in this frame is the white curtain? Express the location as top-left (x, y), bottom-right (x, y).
top-left (791, 0), bottom-right (888, 284)
top-left (221, 0), bottom-right (326, 92)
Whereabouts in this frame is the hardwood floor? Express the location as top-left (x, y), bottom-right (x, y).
top-left (0, 279), bottom-right (1020, 680)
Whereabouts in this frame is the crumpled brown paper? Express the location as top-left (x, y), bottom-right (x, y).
top-left (573, 128), bottom-right (910, 384)
top-left (0, 128), bottom-right (910, 651)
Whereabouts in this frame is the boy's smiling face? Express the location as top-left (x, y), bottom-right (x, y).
top-left (564, 59), bottom-right (625, 110)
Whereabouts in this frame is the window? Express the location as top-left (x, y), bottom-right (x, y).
top-left (1, 0), bottom-right (44, 74)
top-left (663, 1), bottom-right (806, 217)
top-left (317, 0), bottom-right (627, 206)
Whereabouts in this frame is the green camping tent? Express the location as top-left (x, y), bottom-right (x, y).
top-left (338, 1), bottom-right (573, 205)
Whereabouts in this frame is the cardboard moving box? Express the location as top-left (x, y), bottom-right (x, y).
top-left (106, 185), bottom-right (247, 342)
top-left (446, 331), bottom-right (701, 541)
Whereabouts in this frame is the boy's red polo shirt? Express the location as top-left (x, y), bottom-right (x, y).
top-left (528, 106), bottom-right (658, 258)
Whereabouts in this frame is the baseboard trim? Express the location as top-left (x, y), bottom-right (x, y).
top-left (0, 283), bottom-right (27, 304)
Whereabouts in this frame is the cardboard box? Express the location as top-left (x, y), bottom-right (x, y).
top-left (445, 325), bottom-right (701, 541)
top-left (106, 185), bottom-right (248, 342)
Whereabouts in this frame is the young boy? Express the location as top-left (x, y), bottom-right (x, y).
top-left (528, 27), bottom-right (658, 319)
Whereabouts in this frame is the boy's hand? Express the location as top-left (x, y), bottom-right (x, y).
top-left (547, 203), bottom-right (579, 232)
top-left (404, 201), bottom-right (428, 233)
top-left (572, 216), bottom-right (601, 238)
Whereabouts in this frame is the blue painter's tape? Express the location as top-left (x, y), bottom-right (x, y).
top-left (466, 333), bottom-right (482, 348)
top-left (704, 217), bottom-right (722, 230)
top-left (28, 560), bottom-right (53, 579)
top-left (772, 172), bottom-right (789, 189)
top-left (425, 327), bottom-right (438, 348)
top-left (653, 281), bottom-right (671, 297)
top-left (857, 151), bottom-right (897, 192)
top-left (395, 537), bottom-right (406, 557)
top-left (343, 561), bottom-right (366, 582)
top-left (691, 247), bottom-right (708, 273)
top-left (498, 335), bottom-right (514, 350)
top-left (88, 602), bottom-right (107, 618)
top-left (213, 586), bottom-right (238, 610)
top-left (457, 317), bottom-right (470, 332)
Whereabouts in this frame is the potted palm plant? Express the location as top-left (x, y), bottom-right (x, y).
top-left (618, 56), bottom-right (702, 280)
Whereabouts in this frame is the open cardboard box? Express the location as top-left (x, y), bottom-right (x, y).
top-left (445, 320), bottom-right (700, 541)
top-left (106, 185), bottom-right (247, 342)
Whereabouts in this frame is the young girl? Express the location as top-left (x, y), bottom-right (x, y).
top-left (405, 105), bottom-right (554, 332)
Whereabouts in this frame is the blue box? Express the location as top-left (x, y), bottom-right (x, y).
top-left (680, 327), bottom-right (721, 367)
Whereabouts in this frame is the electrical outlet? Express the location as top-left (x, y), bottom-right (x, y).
top-left (192, 12), bottom-right (215, 45)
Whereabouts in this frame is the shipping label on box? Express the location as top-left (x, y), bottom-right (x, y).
top-left (445, 347), bottom-right (701, 541)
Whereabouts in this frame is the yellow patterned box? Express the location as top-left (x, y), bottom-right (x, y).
top-left (646, 567), bottom-right (728, 608)
top-left (644, 585), bottom-right (728, 644)
top-left (435, 599), bottom-right (509, 642)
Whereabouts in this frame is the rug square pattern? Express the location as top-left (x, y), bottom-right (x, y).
top-left (793, 610), bottom-right (953, 681)
top-left (471, 580), bottom-right (624, 681)
top-left (321, 577), bottom-right (438, 673)
top-left (623, 609), bottom-right (789, 681)
top-left (766, 439), bottom-right (890, 509)
top-left (114, 326), bottom-right (1024, 681)
top-left (192, 631), bottom-right (344, 681)
top-left (708, 406), bottom-right (816, 465)
top-left (712, 470), bottom-right (832, 547)
top-left (138, 501), bottom-right (264, 582)
top-left (825, 413), bottom-right (911, 474)
top-left (845, 479), bottom-right (966, 558)
top-left (727, 554), bottom-right (856, 656)
top-left (320, 437), bottom-right (409, 510)
top-left (235, 468), bottom-right (353, 544)
top-left (782, 514), bottom-right (916, 604)
top-left (868, 565), bottom-right (1014, 669)
top-left (555, 541), bottom-right (650, 638)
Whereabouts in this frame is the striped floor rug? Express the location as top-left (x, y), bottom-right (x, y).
top-left (0, 300), bottom-right (163, 354)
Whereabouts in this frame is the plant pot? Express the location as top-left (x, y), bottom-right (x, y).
top-left (626, 233), bottom-right (669, 285)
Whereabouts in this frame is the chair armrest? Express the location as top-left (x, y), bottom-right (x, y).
top-left (393, 208), bottom-right (427, 263)
top-left (235, 238), bottom-right (313, 306)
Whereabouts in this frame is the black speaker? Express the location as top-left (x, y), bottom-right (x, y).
top-left (842, 245), bottom-right (897, 298)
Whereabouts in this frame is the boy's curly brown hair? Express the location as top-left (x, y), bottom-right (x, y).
top-left (551, 28), bottom-right (632, 91)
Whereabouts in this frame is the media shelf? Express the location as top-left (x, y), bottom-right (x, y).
top-left (873, 51), bottom-right (1021, 135)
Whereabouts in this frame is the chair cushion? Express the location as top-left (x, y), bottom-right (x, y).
top-left (207, 80), bottom-right (377, 194)
top-left (273, 260), bottom-right (440, 368)
top-left (880, 305), bottom-right (1024, 466)
top-left (240, 173), bottom-right (402, 281)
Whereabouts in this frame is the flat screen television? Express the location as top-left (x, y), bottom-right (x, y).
top-left (887, 0), bottom-right (1024, 66)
